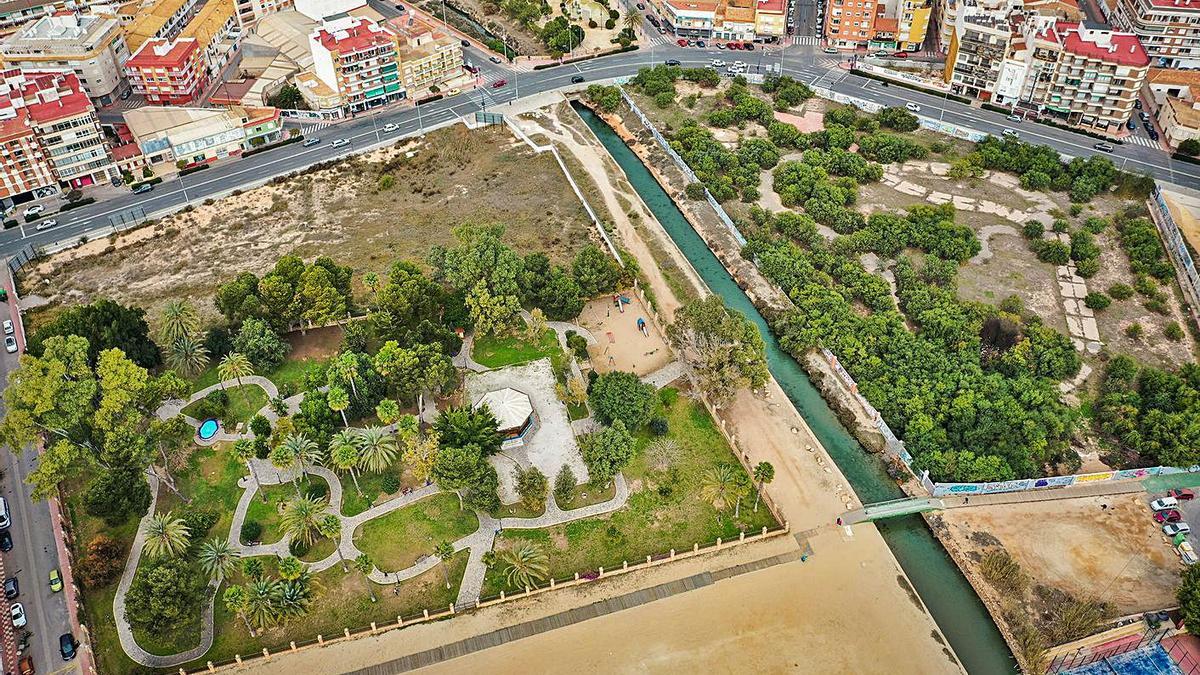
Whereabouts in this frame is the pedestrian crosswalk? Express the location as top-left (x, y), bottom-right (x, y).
top-left (644, 30), bottom-right (673, 47)
top-left (787, 35), bottom-right (821, 46)
top-left (1124, 134), bottom-right (1160, 149)
top-left (300, 121), bottom-right (333, 135)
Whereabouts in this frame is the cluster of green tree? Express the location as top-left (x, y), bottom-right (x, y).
top-left (584, 84), bottom-right (622, 113)
top-left (1095, 356), bottom-right (1200, 467)
top-left (431, 405), bottom-right (502, 512)
top-left (747, 232), bottom-right (1081, 481)
top-left (667, 296), bottom-right (769, 403)
top-left (628, 64), bottom-right (681, 108)
top-left (581, 371), bottom-right (652, 485)
top-left (680, 67), bottom-right (721, 88)
top-left (670, 121), bottom-right (775, 202)
top-left (706, 83), bottom-right (774, 128)
top-left (760, 75), bottom-right (813, 111)
top-left (856, 133), bottom-right (929, 164)
top-left (27, 298), bottom-right (161, 369)
top-left (971, 136), bottom-right (1117, 203)
top-left (428, 224), bottom-right (624, 332)
top-left (876, 106), bottom-right (920, 132)
top-left (501, 0), bottom-right (548, 26)
top-left (221, 553), bottom-right (325, 635)
top-left (771, 155), bottom-right (870, 233)
top-left (834, 203), bottom-right (980, 263)
top-left (540, 16), bottom-right (584, 55)
top-left (216, 255), bottom-right (354, 331)
top-left (1114, 213), bottom-right (1175, 282)
top-left (1068, 229), bottom-right (1101, 278)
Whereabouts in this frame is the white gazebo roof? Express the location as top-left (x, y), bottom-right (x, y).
top-left (474, 387), bottom-right (533, 430)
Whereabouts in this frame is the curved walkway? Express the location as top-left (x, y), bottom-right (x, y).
top-left (121, 374), bottom-right (635, 666)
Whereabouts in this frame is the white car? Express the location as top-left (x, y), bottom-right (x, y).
top-left (35, 219), bottom-right (57, 231)
top-left (733, 60), bottom-right (746, 68)
top-left (1152, 497), bottom-right (1181, 511)
top-left (905, 102), bottom-right (921, 113)
top-left (22, 205), bottom-right (42, 218)
top-left (331, 138), bottom-right (350, 148)
top-left (1002, 128), bottom-right (1019, 138)
top-left (1165, 522), bottom-right (1192, 537)
top-left (1006, 114), bottom-right (1022, 122)
top-left (10, 603), bottom-right (25, 628)
top-left (382, 123), bottom-right (400, 132)
top-left (3, 320), bottom-right (12, 335)
top-left (4, 336), bottom-right (15, 354)
top-left (710, 59), bottom-right (726, 67)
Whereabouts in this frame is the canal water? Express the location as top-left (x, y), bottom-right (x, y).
top-left (574, 103), bottom-right (1017, 674)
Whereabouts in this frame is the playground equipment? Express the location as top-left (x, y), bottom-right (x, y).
top-left (636, 317), bottom-right (648, 336)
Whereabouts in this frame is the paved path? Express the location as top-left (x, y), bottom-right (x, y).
top-left (452, 334), bottom-right (488, 373)
top-left (641, 360), bottom-right (685, 389)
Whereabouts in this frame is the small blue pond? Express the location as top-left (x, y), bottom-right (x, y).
top-left (197, 418), bottom-right (219, 441)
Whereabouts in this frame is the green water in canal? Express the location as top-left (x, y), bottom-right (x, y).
top-left (574, 102), bottom-right (1016, 674)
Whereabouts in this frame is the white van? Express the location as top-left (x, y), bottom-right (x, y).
top-left (0, 496), bottom-right (11, 530)
top-left (1152, 496), bottom-right (1181, 511)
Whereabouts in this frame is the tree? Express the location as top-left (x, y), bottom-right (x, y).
top-left (245, 578), bottom-right (282, 631)
top-left (83, 468), bottom-right (151, 526)
top-left (318, 514), bottom-right (347, 571)
top-left (232, 318), bottom-right (290, 371)
top-left (356, 426), bottom-right (398, 473)
top-left (431, 443), bottom-right (493, 510)
top-left (233, 438), bottom-right (262, 496)
top-left (553, 464), bottom-right (576, 505)
top-left (514, 466), bottom-right (549, 511)
top-left (159, 300), bottom-right (199, 347)
top-left (434, 541), bottom-right (455, 589)
top-left (572, 244), bottom-right (623, 297)
top-left (431, 223), bottom-right (525, 333)
top-left (354, 553), bottom-right (377, 602)
top-left (524, 308), bottom-right (547, 343)
top-left (281, 496), bottom-right (327, 547)
top-left (646, 437), bottom-right (681, 472)
top-left (218, 352), bottom-right (254, 405)
top-left (588, 371), bottom-right (655, 429)
top-left (752, 461), bottom-right (775, 512)
top-left (1180, 138), bottom-right (1200, 156)
top-left (280, 432), bottom-right (322, 479)
top-left (1179, 564), bottom-right (1200, 630)
top-left (278, 556), bottom-right (304, 582)
top-left (124, 556), bottom-right (202, 636)
top-left (376, 399), bottom-right (401, 425)
top-left (328, 385), bottom-right (350, 427)
top-left (580, 420), bottom-right (636, 486)
top-left (198, 538), bottom-right (239, 583)
top-left (329, 351), bottom-right (363, 399)
top-left (699, 464), bottom-right (737, 524)
top-left (433, 405), bottom-right (502, 456)
top-left (166, 334), bottom-right (209, 377)
top-left (328, 430), bottom-right (364, 495)
top-left (584, 84), bottom-right (622, 113)
top-left (142, 511), bottom-right (190, 558)
top-left (669, 296), bottom-right (769, 403)
top-left (401, 427), bottom-right (439, 485)
top-left (498, 544), bottom-right (549, 590)
top-left (80, 534), bottom-right (125, 588)
top-left (27, 298), bottom-right (161, 368)
top-left (223, 585), bottom-right (256, 636)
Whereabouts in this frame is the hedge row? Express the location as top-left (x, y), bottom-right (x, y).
top-left (242, 133), bottom-right (305, 158)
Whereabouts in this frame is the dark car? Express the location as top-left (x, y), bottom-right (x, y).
top-left (1149, 129), bottom-right (1160, 141)
top-left (1127, 118), bottom-right (1137, 130)
top-left (3, 578), bottom-right (17, 599)
top-left (120, 88), bottom-right (132, 100)
top-left (1170, 489), bottom-right (1196, 501)
top-left (394, 3), bottom-right (404, 9)
top-left (665, 58), bottom-right (680, 66)
top-left (60, 633), bottom-right (77, 661)
top-left (461, 39), bottom-right (470, 47)
top-left (743, 41), bottom-right (754, 50)
top-left (571, 75), bottom-right (585, 83)
top-left (1155, 509), bottom-right (1183, 524)
top-left (637, 1), bottom-right (645, 7)
top-left (1134, 98), bottom-right (1143, 109)
top-left (0, 531), bottom-right (12, 553)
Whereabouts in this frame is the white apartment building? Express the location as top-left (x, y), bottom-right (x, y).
top-left (0, 13), bottom-right (130, 105)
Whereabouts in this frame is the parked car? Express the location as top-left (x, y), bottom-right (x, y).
top-left (1182, 541), bottom-right (1199, 565)
top-left (60, 633), bottom-right (78, 661)
top-left (727, 42), bottom-right (740, 50)
top-left (1140, 111), bottom-right (1151, 122)
top-left (17, 655), bottom-right (33, 675)
top-left (0, 497), bottom-right (9, 529)
top-left (395, 3), bottom-right (405, 10)
top-left (0, 531), bottom-right (11, 552)
top-left (716, 42), bottom-right (726, 49)
top-left (4, 336), bottom-right (15, 354)
top-left (905, 102), bottom-right (921, 113)
top-left (1149, 129), bottom-right (1160, 141)
top-left (1156, 509), bottom-right (1183, 524)
top-left (893, 51), bottom-right (909, 57)
top-left (461, 39), bottom-right (471, 47)
top-left (1134, 98), bottom-right (1143, 109)
top-left (4, 577), bottom-right (18, 599)
top-left (22, 205), bottom-right (42, 218)
top-left (10, 603), bottom-right (26, 628)
top-left (637, 2), bottom-right (645, 7)
top-left (35, 219), bottom-right (57, 231)
top-left (489, 55), bottom-right (502, 64)
top-left (302, 137), bottom-right (321, 147)
top-left (1152, 496), bottom-right (1181, 511)
top-left (742, 41), bottom-right (754, 50)
top-left (464, 63), bottom-right (480, 74)
top-left (696, 39), bottom-right (706, 47)
top-left (491, 79), bottom-right (507, 88)
top-left (571, 75), bottom-right (585, 83)
top-left (823, 47), bottom-right (838, 54)
top-left (133, 183), bottom-right (153, 194)
top-left (49, 569), bottom-right (62, 593)
top-left (120, 87), bottom-right (132, 100)
top-left (873, 50), bottom-right (890, 57)
top-left (1127, 118), bottom-right (1137, 130)
top-left (3, 320), bottom-right (12, 335)
top-left (1093, 142), bottom-right (1115, 153)
top-left (1165, 522), bottom-right (1192, 537)
top-left (382, 123), bottom-right (400, 132)
top-left (330, 138), bottom-right (350, 148)
top-left (1002, 128), bottom-right (1019, 138)
top-left (1170, 489), bottom-right (1196, 501)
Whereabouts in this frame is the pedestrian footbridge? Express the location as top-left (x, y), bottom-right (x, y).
top-left (839, 497), bottom-right (946, 525)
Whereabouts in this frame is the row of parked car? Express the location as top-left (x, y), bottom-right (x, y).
top-left (1151, 489), bottom-right (1196, 553)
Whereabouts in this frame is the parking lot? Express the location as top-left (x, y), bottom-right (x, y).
top-left (1146, 488), bottom-right (1200, 563)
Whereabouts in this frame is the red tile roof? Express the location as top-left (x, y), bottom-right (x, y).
top-left (0, 114), bottom-right (34, 144)
top-left (0, 71), bottom-right (94, 125)
top-left (110, 142), bottom-right (143, 160)
top-left (127, 38), bottom-right (199, 69)
top-left (1147, 0), bottom-right (1200, 8)
top-left (757, 0), bottom-right (785, 12)
top-left (1058, 22), bottom-right (1149, 66)
top-left (314, 19), bottom-right (394, 54)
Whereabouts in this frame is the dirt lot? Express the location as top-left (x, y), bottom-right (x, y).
top-left (937, 494), bottom-right (1180, 616)
top-left (22, 125), bottom-right (601, 329)
top-left (577, 292), bottom-right (672, 377)
top-left (957, 232), bottom-right (1066, 334)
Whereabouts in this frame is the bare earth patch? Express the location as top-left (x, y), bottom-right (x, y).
top-left (957, 233), bottom-right (1065, 333)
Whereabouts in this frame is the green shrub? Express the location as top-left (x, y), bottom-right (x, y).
top-left (1022, 221), bottom-right (1044, 239)
top-left (240, 520), bottom-right (262, 542)
top-left (381, 473), bottom-right (401, 493)
top-left (1075, 258), bottom-right (1099, 278)
top-left (1083, 292), bottom-right (1111, 310)
top-left (1125, 322), bottom-right (1144, 339)
top-left (1107, 283), bottom-right (1134, 300)
top-left (1052, 219), bottom-right (1069, 233)
top-left (1165, 322), bottom-right (1185, 341)
top-left (1083, 217), bottom-right (1108, 234)
top-left (1069, 204), bottom-right (1083, 216)
top-left (1033, 239), bottom-right (1071, 265)
top-left (649, 417), bottom-right (669, 436)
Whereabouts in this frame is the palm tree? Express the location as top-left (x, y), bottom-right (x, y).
top-left (732, 474), bottom-right (751, 520)
top-left (277, 555), bottom-right (304, 582)
top-left (356, 426), bottom-right (398, 473)
top-left (223, 585), bottom-right (256, 636)
top-left (270, 441), bottom-right (302, 499)
top-left (699, 464), bottom-right (738, 525)
top-left (160, 300), bottom-right (199, 345)
top-left (331, 352), bottom-right (361, 399)
top-left (245, 579), bottom-right (281, 631)
top-left (328, 430), bottom-right (364, 495)
top-left (317, 514), bottom-right (346, 572)
top-left (280, 496), bottom-right (326, 547)
top-left (278, 575), bottom-right (315, 622)
top-left (752, 461), bottom-right (775, 513)
top-left (328, 385), bottom-right (350, 427)
top-left (622, 11), bottom-right (638, 37)
top-left (198, 538), bottom-right (239, 583)
top-left (233, 438), bottom-right (264, 499)
top-left (217, 352), bottom-right (254, 401)
top-left (166, 335), bottom-right (209, 378)
top-left (142, 511), bottom-right (190, 558)
top-left (498, 544), bottom-right (549, 591)
top-left (353, 553), bottom-right (377, 603)
top-left (434, 541), bottom-right (455, 590)
top-left (280, 433), bottom-right (321, 480)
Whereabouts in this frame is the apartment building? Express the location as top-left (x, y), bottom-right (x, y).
top-left (824, 0), bottom-right (883, 46)
top-left (1042, 22), bottom-right (1149, 133)
top-left (0, 69), bottom-right (115, 200)
top-left (387, 15), bottom-right (462, 96)
top-left (123, 0), bottom-right (198, 54)
top-left (1101, 0), bottom-right (1200, 68)
top-left (124, 36), bottom-right (208, 104)
top-left (754, 0), bottom-right (786, 38)
top-left (647, 0), bottom-right (717, 37)
top-left (124, 103), bottom-right (280, 166)
top-left (944, 0), bottom-right (1011, 97)
top-left (178, 0), bottom-right (239, 78)
top-left (309, 16), bottom-right (401, 112)
top-left (934, 0), bottom-right (956, 49)
top-left (233, 0), bottom-right (292, 28)
top-left (0, 13), bottom-right (130, 105)
top-left (0, 0), bottom-right (110, 34)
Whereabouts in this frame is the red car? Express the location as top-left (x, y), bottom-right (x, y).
top-left (893, 51), bottom-right (909, 58)
top-left (1156, 509), bottom-right (1184, 524)
top-left (492, 79), bottom-right (507, 88)
top-left (1169, 489), bottom-right (1196, 501)
top-left (676, 38), bottom-right (688, 47)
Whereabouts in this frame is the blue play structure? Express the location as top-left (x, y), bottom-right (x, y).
top-left (1062, 645), bottom-right (1182, 675)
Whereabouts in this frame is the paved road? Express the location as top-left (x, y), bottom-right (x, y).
top-left (4, 43), bottom-right (1198, 257)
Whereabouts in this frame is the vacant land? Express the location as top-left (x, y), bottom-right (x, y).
top-left (23, 125), bottom-right (602, 329)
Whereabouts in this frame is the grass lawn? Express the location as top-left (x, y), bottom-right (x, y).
top-left (241, 476), bottom-right (328, 545)
top-left (340, 470), bottom-right (404, 518)
top-left (265, 357), bottom-right (326, 394)
top-left (193, 550), bottom-right (468, 668)
top-left (353, 493), bottom-right (479, 572)
top-left (472, 328), bottom-right (560, 368)
top-left (298, 535), bottom-right (338, 563)
top-left (181, 384), bottom-right (270, 427)
top-left (480, 392), bottom-right (776, 597)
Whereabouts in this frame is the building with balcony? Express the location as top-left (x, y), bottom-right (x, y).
top-left (0, 0), bottom-right (111, 34)
top-left (1158, 96), bottom-right (1200, 148)
top-left (754, 0), bottom-right (786, 37)
top-left (308, 15), bottom-right (401, 112)
top-left (1040, 22), bottom-right (1149, 133)
top-left (0, 68), bottom-right (115, 202)
top-left (824, 0), bottom-right (884, 46)
top-left (1100, 0), bottom-right (1200, 68)
top-left (123, 0), bottom-right (198, 54)
top-left (0, 13), bottom-right (130, 105)
top-left (647, 0), bottom-right (717, 37)
top-left (893, 0), bottom-right (932, 49)
top-left (178, 0), bottom-right (240, 78)
top-left (123, 103), bottom-right (278, 165)
top-left (944, 0), bottom-right (1012, 97)
top-left (387, 15), bottom-right (463, 97)
top-left (124, 36), bottom-right (208, 104)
